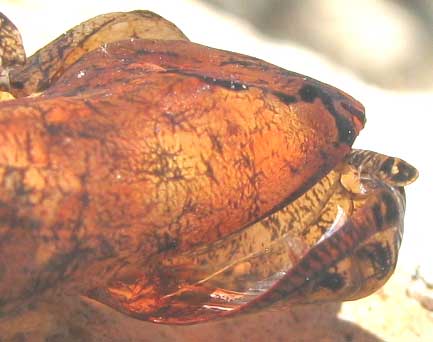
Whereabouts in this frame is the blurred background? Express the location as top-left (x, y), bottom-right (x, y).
top-left (2, 0), bottom-right (432, 341)
top-left (205, 0), bottom-right (433, 90)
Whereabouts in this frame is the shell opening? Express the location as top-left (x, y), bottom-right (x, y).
top-left (91, 149), bottom-right (416, 324)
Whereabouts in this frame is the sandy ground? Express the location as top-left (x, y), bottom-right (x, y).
top-left (1, 0), bottom-right (432, 341)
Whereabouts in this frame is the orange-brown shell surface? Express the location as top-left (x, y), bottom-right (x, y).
top-left (48, 38), bottom-right (365, 241)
